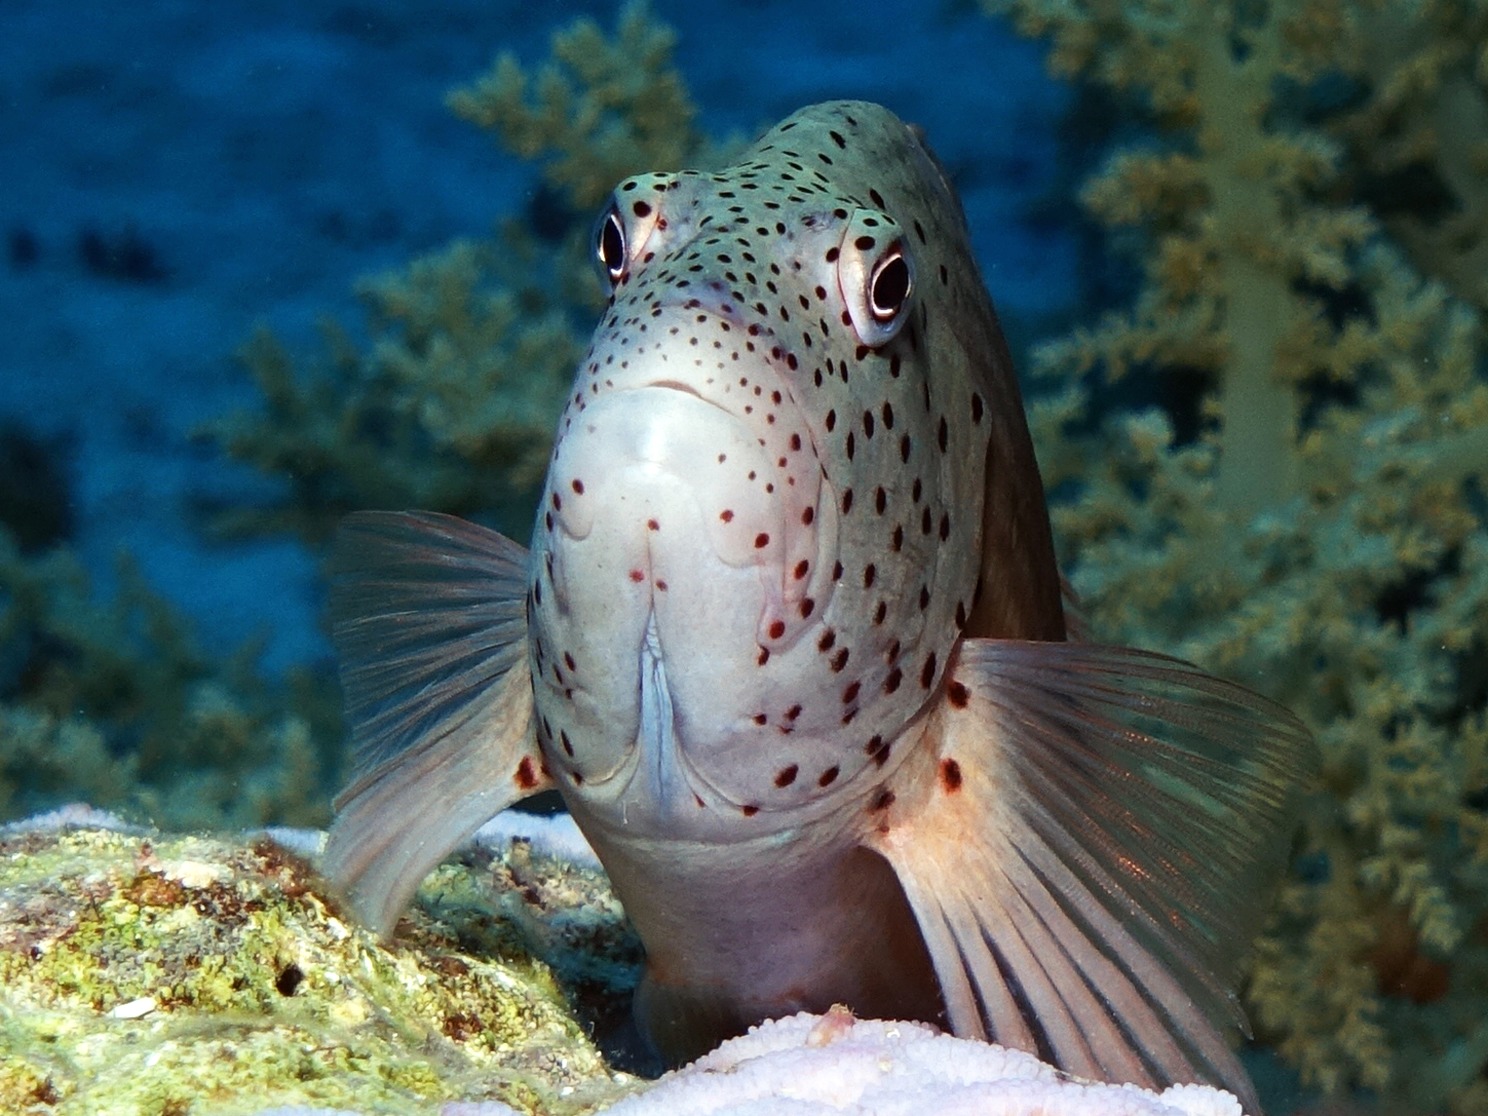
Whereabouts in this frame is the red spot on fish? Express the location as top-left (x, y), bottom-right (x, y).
top-left (753, 713), bottom-right (768, 725)
top-left (629, 569), bottom-right (645, 582)
top-left (948, 681), bottom-right (970, 708)
top-left (721, 509), bottom-right (735, 522)
top-left (842, 680), bottom-right (861, 704)
top-left (758, 646), bottom-right (771, 666)
top-left (818, 765), bottom-right (840, 787)
top-left (742, 804), bottom-right (760, 817)
top-left (800, 598), bottom-right (815, 618)
top-left (775, 765), bottom-right (798, 788)
top-left (802, 506), bottom-right (815, 526)
top-left (794, 559), bottom-right (810, 580)
top-left (755, 532), bottom-right (770, 548)
top-left (515, 757), bottom-right (539, 790)
top-left (941, 758), bottom-right (963, 792)
top-left (648, 518), bottom-right (660, 531)
top-left (884, 668), bottom-right (902, 694)
top-left (571, 478), bottom-right (585, 494)
top-left (785, 704), bottom-right (802, 721)
top-left (768, 619), bottom-right (786, 640)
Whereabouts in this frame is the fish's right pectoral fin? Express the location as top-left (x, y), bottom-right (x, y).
top-left (322, 511), bottom-right (550, 937)
top-left (869, 639), bottom-right (1313, 1112)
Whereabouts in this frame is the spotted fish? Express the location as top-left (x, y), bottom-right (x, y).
top-left (324, 101), bottom-right (1309, 1108)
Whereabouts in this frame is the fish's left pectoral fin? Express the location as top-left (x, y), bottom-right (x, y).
top-left (868, 639), bottom-right (1312, 1110)
top-left (323, 511), bottom-right (550, 937)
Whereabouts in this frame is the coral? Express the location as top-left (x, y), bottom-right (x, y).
top-left (0, 524), bottom-right (339, 830)
top-left (0, 819), bottom-right (632, 1115)
top-left (597, 1009), bottom-right (1247, 1116)
top-left (980, 0), bottom-right (1488, 1110)
top-left (209, 2), bottom-right (714, 548)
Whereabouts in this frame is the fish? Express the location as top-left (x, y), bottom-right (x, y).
top-left (322, 100), bottom-right (1311, 1109)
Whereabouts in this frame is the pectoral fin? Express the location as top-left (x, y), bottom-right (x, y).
top-left (867, 639), bottom-right (1312, 1110)
top-left (323, 511), bottom-right (550, 936)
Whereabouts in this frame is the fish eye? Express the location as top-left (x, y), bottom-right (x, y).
top-left (595, 207), bottom-right (627, 287)
top-left (869, 248), bottom-right (912, 322)
top-left (837, 210), bottom-right (915, 347)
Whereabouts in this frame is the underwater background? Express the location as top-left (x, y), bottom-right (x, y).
top-left (3, 0), bottom-right (1487, 1112)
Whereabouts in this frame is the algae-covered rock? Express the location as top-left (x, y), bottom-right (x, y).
top-left (0, 819), bottom-right (641, 1116)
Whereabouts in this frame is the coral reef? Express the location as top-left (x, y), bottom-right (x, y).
top-left (0, 524), bottom-right (340, 830)
top-left (979, 0), bottom-right (1488, 1110)
top-left (209, 2), bottom-right (715, 548)
top-left (0, 816), bottom-right (634, 1115)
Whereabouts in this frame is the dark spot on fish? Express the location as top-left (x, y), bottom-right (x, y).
top-left (881, 402), bottom-right (894, 429)
top-left (818, 765), bottom-right (840, 787)
top-left (830, 647), bottom-right (849, 673)
top-left (571, 479), bottom-right (585, 494)
top-left (753, 713), bottom-right (768, 726)
top-left (900, 434), bottom-right (912, 462)
top-left (855, 235), bottom-right (876, 251)
top-left (939, 513), bottom-right (951, 541)
top-left (755, 532), bottom-right (770, 548)
top-left (768, 619), bottom-right (786, 640)
top-left (786, 704), bottom-right (802, 721)
top-left (948, 681), bottom-right (970, 709)
top-left (846, 432), bottom-right (855, 460)
top-left (648, 518), bottom-right (660, 531)
top-left (863, 563), bottom-right (876, 589)
top-left (919, 586), bottom-right (931, 610)
top-left (775, 764), bottom-right (799, 788)
top-left (802, 506), bottom-right (815, 526)
top-left (742, 804), bottom-right (760, 817)
top-left (863, 410), bottom-right (875, 438)
top-left (833, 560), bottom-right (843, 580)
top-left (564, 652), bottom-right (577, 672)
top-left (940, 759), bottom-right (963, 792)
top-left (842, 680), bottom-right (861, 704)
top-left (890, 525), bottom-right (903, 551)
top-left (721, 509), bottom-right (734, 522)
top-left (758, 646), bottom-right (771, 665)
top-left (937, 417), bottom-right (948, 452)
top-left (800, 598), bottom-right (815, 618)
top-left (921, 507), bottom-right (933, 534)
top-left (826, 409), bottom-right (837, 431)
top-left (873, 600), bottom-right (887, 624)
top-left (841, 488), bottom-right (854, 514)
top-left (920, 653), bottom-right (938, 689)
top-left (884, 668), bottom-right (902, 694)
top-left (874, 487), bottom-right (887, 515)
top-left (515, 756), bottom-right (540, 790)
top-left (955, 601), bottom-right (967, 627)
top-left (560, 730), bottom-right (574, 757)
top-left (870, 787), bottom-right (895, 813)
top-left (794, 559), bottom-right (810, 580)
top-left (633, 200), bottom-right (652, 217)
top-left (829, 129), bottom-right (847, 149)
top-left (971, 392), bottom-right (984, 424)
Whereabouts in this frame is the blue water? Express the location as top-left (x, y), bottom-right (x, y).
top-left (0, 0), bottom-right (1073, 678)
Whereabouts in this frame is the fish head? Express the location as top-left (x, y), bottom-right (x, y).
top-left (527, 101), bottom-right (1011, 838)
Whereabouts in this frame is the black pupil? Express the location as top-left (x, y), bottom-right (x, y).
top-left (871, 254), bottom-right (910, 317)
top-left (599, 212), bottom-right (625, 278)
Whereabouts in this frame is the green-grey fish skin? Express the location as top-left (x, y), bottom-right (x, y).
top-left (323, 101), bottom-right (1313, 1113)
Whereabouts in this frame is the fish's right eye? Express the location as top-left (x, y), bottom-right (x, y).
top-left (595, 207), bottom-right (628, 287)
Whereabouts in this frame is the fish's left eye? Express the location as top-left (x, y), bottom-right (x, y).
top-left (869, 248), bottom-right (912, 322)
top-left (837, 209), bottom-right (915, 347)
top-left (595, 207), bottom-right (627, 287)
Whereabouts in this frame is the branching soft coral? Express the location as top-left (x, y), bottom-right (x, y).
top-left (0, 526), bottom-right (335, 829)
top-left (984, 0), bottom-right (1488, 1109)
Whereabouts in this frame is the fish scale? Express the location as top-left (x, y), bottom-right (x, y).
top-left (324, 101), bottom-right (1313, 1111)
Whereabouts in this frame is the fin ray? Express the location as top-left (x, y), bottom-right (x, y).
top-left (871, 638), bottom-right (1311, 1108)
top-left (323, 511), bottom-right (548, 935)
